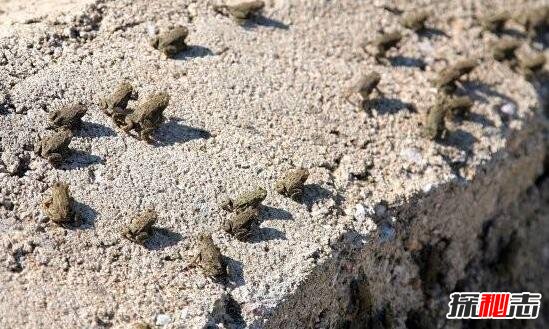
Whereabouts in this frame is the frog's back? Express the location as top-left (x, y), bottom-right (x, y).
top-left (111, 82), bottom-right (133, 108)
top-left (159, 27), bottom-right (188, 49)
top-left (50, 183), bottom-right (71, 221)
top-left (234, 187), bottom-right (267, 208)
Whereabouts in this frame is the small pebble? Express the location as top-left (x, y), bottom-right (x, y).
top-left (500, 102), bottom-right (516, 116)
top-left (155, 314), bottom-right (171, 326)
top-left (145, 22), bottom-right (158, 37)
top-left (354, 204), bottom-right (366, 221)
top-left (400, 147), bottom-right (423, 164)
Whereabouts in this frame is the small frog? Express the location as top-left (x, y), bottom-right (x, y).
top-left (100, 82), bottom-right (136, 126)
top-left (435, 59), bottom-right (478, 94)
top-left (220, 186), bottom-right (267, 212)
top-left (34, 129), bottom-right (73, 165)
top-left (481, 10), bottom-right (510, 33)
top-left (400, 10), bottom-right (430, 32)
top-left (344, 72), bottom-right (382, 109)
top-left (445, 95), bottom-right (474, 120)
top-left (492, 38), bottom-right (521, 62)
top-left (214, 0), bottom-right (265, 23)
top-left (452, 59), bottom-right (478, 77)
top-left (42, 182), bottom-right (75, 224)
top-left (122, 92), bottom-right (170, 143)
top-left (370, 31), bottom-right (402, 62)
top-left (193, 233), bottom-right (227, 279)
top-left (275, 168), bottom-right (309, 200)
top-left (223, 207), bottom-right (259, 241)
top-left (150, 26), bottom-right (189, 58)
top-left (48, 103), bottom-right (87, 131)
top-left (121, 209), bottom-right (157, 244)
top-left (423, 101), bottom-right (447, 141)
top-left (435, 68), bottom-right (462, 94)
top-left (518, 51), bottom-right (546, 79)
top-left (516, 6), bottom-right (549, 39)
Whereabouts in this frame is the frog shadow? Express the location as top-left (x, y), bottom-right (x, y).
top-left (389, 56), bottom-right (427, 70)
top-left (260, 205), bottom-right (293, 221)
top-left (225, 256), bottom-right (245, 288)
top-left (459, 111), bottom-right (495, 127)
top-left (418, 27), bottom-right (450, 39)
top-left (155, 119), bottom-right (211, 146)
top-left (66, 201), bottom-right (98, 230)
top-left (76, 121), bottom-right (117, 138)
top-left (498, 28), bottom-right (527, 39)
top-left (145, 228), bottom-right (183, 251)
top-left (367, 97), bottom-right (417, 116)
top-left (205, 291), bottom-right (245, 327)
top-left (175, 45), bottom-right (214, 60)
top-left (461, 80), bottom-right (516, 105)
top-left (249, 227), bottom-right (287, 243)
top-left (440, 129), bottom-right (478, 152)
top-left (301, 184), bottom-right (333, 211)
top-left (243, 15), bottom-right (290, 30)
top-left (62, 150), bottom-right (105, 170)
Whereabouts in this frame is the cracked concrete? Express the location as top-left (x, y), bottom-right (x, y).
top-left (0, 0), bottom-right (547, 328)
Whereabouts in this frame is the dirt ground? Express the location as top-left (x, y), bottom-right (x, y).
top-left (0, 0), bottom-right (547, 328)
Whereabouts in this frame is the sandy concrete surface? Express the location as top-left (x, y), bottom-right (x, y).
top-left (0, 0), bottom-right (547, 328)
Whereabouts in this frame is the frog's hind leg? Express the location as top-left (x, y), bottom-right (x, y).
top-left (111, 107), bottom-right (128, 127)
top-left (121, 117), bottom-right (135, 133)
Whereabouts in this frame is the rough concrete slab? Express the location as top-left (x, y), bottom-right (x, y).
top-left (0, 0), bottom-right (547, 328)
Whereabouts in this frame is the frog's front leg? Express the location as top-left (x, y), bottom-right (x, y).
top-left (135, 232), bottom-right (151, 244)
top-left (99, 98), bottom-right (109, 111)
top-left (163, 46), bottom-right (178, 58)
top-left (289, 188), bottom-right (303, 201)
top-left (140, 125), bottom-right (156, 144)
top-left (47, 153), bottom-right (64, 165)
top-left (149, 37), bottom-right (160, 49)
top-left (111, 107), bottom-right (129, 127)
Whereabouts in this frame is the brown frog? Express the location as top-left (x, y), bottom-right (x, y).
top-left (193, 233), bottom-right (227, 279)
top-left (220, 186), bottom-right (267, 212)
top-left (423, 101), bottom-right (447, 141)
top-left (275, 168), bottom-right (309, 200)
top-left (400, 10), bottom-right (430, 31)
top-left (481, 10), bottom-right (510, 33)
top-left (48, 103), bottom-right (87, 131)
top-left (223, 207), bottom-right (259, 241)
top-left (370, 31), bottom-right (402, 62)
top-left (518, 51), bottom-right (546, 79)
top-left (34, 129), bottom-right (73, 165)
top-left (214, 0), bottom-right (265, 23)
top-left (42, 182), bottom-right (75, 224)
top-left (150, 26), bottom-right (189, 58)
top-left (100, 82), bottom-right (136, 126)
top-left (121, 209), bottom-right (157, 244)
top-left (516, 6), bottom-right (549, 39)
top-left (122, 92), bottom-right (170, 143)
top-left (435, 59), bottom-right (478, 94)
top-left (492, 38), bottom-right (521, 62)
top-left (344, 72), bottom-right (382, 109)
top-left (452, 59), bottom-right (478, 77)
